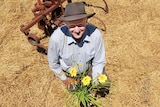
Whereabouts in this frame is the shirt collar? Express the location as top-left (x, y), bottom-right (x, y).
top-left (61, 24), bottom-right (97, 45)
top-left (67, 37), bottom-right (76, 45)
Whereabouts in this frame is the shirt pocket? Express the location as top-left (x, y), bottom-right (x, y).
top-left (85, 50), bottom-right (95, 63)
top-left (61, 53), bottom-right (73, 66)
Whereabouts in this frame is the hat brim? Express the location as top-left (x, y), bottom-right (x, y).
top-left (58, 13), bottom-right (95, 21)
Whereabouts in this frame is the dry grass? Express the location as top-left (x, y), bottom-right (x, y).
top-left (0, 0), bottom-right (160, 107)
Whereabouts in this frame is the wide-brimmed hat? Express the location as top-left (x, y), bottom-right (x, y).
top-left (58, 2), bottom-right (95, 21)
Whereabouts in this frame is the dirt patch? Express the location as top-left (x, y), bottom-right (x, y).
top-left (0, 0), bottom-right (160, 107)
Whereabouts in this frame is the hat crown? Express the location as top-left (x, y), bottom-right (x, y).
top-left (58, 2), bottom-right (95, 21)
top-left (64, 2), bottom-right (86, 17)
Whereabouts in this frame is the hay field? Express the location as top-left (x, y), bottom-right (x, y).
top-left (0, 0), bottom-right (160, 107)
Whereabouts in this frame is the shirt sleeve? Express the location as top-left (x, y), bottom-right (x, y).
top-left (92, 29), bottom-right (106, 80)
top-left (47, 29), bottom-right (67, 80)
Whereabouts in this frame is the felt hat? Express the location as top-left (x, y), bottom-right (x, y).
top-left (58, 2), bottom-right (95, 21)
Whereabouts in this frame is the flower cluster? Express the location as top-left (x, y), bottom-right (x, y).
top-left (66, 66), bottom-right (111, 107)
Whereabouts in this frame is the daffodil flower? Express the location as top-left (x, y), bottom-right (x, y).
top-left (69, 67), bottom-right (77, 77)
top-left (82, 76), bottom-right (91, 86)
top-left (98, 74), bottom-right (107, 83)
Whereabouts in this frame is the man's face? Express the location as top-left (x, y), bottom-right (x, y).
top-left (65, 18), bottom-right (87, 40)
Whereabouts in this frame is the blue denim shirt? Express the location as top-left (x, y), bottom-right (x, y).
top-left (48, 24), bottom-right (106, 80)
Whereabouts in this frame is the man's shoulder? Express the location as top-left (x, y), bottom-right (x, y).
top-left (50, 27), bottom-right (64, 41)
top-left (86, 24), bottom-right (102, 37)
top-left (86, 24), bottom-right (98, 36)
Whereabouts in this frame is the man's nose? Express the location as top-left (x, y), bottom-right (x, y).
top-left (74, 26), bottom-right (80, 33)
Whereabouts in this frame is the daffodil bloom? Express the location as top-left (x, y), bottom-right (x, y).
top-left (82, 76), bottom-right (91, 86)
top-left (98, 74), bottom-right (107, 83)
top-left (69, 67), bottom-right (77, 77)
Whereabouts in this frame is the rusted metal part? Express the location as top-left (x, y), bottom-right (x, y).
top-left (20, 0), bottom-right (108, 55)
top-left (20, 0), bottom-right (71, 55)
top-left (102, 0), bottom-right (109, 13)
top-left (92, 16), bottom-right (107, 32)
top-left (35, 44), bottom-right (48, 55)
top-left (20, 0), bottom-right (66, 33)
top-left (83, 1), bottom-right (109, 14)
top-left (27, 33), bottom-right (40, 45)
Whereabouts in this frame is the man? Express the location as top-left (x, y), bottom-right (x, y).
top-left (48, 2), bottom-right (106, 89)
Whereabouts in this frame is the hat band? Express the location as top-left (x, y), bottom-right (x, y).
top-left (64, 12), bottom-right (86, 17)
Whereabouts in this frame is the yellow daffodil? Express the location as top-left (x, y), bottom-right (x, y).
top-left (69, 67), bottom-right (77, 77)
top-left (98, 74), bottom-right (107, 83)
top-left (82, 76), bottom-right (91, 86)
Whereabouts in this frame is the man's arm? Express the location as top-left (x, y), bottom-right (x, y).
top-left (47, 32), bottom-right (67, 80)
top-left (92, 29), bottom-right (106, 80)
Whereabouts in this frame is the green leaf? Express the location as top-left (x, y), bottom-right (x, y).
top-left (88, 95), bottom-right (102, 107)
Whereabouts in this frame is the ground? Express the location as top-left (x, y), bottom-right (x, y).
top-left (0, 0), bottom-right (160, 107)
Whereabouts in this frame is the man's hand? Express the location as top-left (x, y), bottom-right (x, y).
top-left (62, 77), bottom-right (73, 89)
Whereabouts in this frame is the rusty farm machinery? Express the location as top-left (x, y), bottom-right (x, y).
top-left (20, 0), bottom-right (108, 55)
